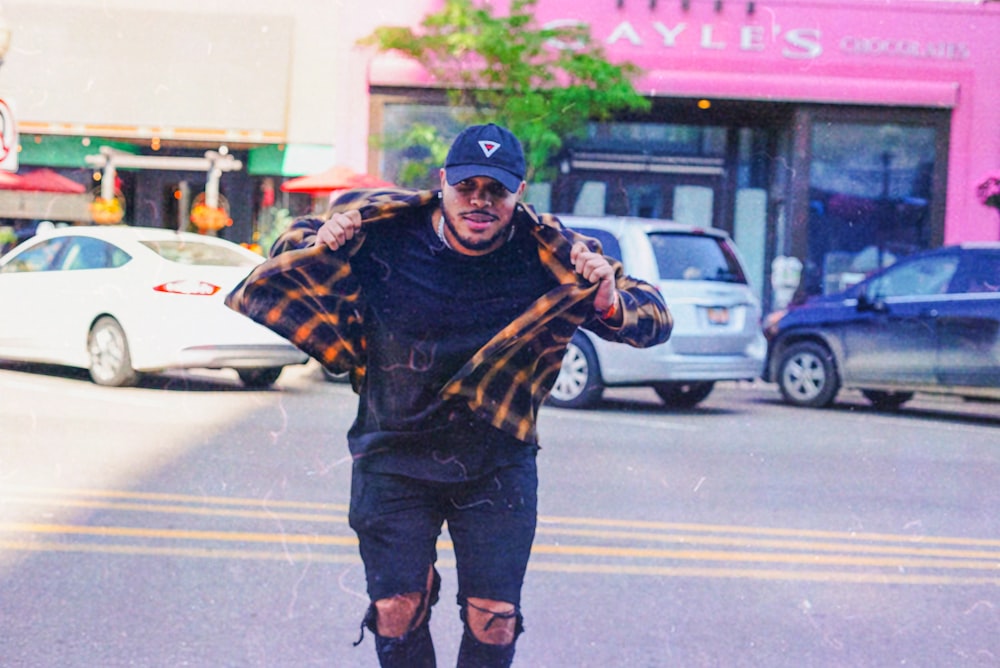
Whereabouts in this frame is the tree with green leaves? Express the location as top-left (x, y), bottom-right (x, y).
top-left (360, 0), bottom-right (650, 187)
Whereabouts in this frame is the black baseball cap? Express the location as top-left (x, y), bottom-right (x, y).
top-left (444, 123), bottom-right (526, 193)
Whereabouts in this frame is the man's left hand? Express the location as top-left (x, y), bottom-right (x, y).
top-left (571, 241), bottom-right (619, 315)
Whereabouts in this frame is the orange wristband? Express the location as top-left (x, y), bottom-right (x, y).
top-left (599, 295), bottom-right (620, 321)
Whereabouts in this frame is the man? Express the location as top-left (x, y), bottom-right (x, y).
top-left (226, 123), bottom-right (672, 667)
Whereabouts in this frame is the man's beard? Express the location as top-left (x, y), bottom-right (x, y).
top-left (442, 208), bottom-right (514, 253)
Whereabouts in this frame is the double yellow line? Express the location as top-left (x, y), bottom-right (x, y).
top-left (530, 517), bottom-right (1000, 585)
top-left (1, 486), bottom-right (998, 586)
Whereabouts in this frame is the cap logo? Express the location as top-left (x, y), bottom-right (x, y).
top-left (478, 140), bottom-right (501, 158)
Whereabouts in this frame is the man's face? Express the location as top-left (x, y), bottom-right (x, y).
top-left (439, 171), bottom-right (525, 256)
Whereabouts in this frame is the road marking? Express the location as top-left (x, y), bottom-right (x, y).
top-left (5, 485), bottom-right (998, 548)
top-left (0, 494), bottom-right (347, 523)
top-left (1, 485), bottom-right (347, 511)
top-left (525, 560), bottom-right (1000, 586)
top-left (1, 523), bottom-right (358, 546)
top-left (6, 522), bottom-right (996, 568)
top-left (527, 542), bottom-right (999, 571)
top-left (0, 539), bottom-right (361, 564)
top-left (1, 538), bottom-right (995, 587)
top-left (535, 526), bottom-right (1000, 560)
top-left (539, 514), bottom-right (1000, 549)
top-left (2, 486), bottom-right (997, 586)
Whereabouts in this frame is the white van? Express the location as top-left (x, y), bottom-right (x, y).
top-left (551, 216), bottom-right (767, 408)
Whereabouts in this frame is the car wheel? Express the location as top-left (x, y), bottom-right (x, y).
top-left (861, 389), bottom-right (914, 410)
top-left (87, 316), bottom-right (138, 387)
top-left (237, 367), bottom-right (284, 388)
top-left (777, 341), bottom-right (840, 408)
top-left (653, 381), bottom-right (715, 408)
top-left (547, 333), bottom-right (602, 409)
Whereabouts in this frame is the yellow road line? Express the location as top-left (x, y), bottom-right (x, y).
top-left (5, 521), bottom-right (998, 565)
top-left (0, 539), bottom-right (358, 564)
top-left (3, 487), bottom-right (997, 566)
top-left (0, 496), bottom-right (345, 523)
top-left (526, 560), bottom-right (1000, 586)
top-left (0, 485), bottom-right (347, 512)
top-left (2, 523), bottom-right (996, 575)
top-left (1, 523), bottom-right (357, 546)
top-left (539, 515), bottom-right (1000, 548)
top-left (529, 543), bottom-right (999, 571)
top-left (536, 526), bottom-right (1000, 560)
top-left (2, 539), bottom-right (997, 586)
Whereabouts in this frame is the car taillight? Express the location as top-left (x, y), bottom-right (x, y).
top-left (153, 280), bottom-right (221, 296)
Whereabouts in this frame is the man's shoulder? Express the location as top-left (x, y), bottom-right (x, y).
top-left (329, 187), bottom-right (438, 219)
top-left (517, 203), bottom-right (567, 232)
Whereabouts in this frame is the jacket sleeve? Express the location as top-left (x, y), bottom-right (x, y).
top-left (560, 224), bottom-right (673, 349)
top-left (268, 215), bottom-right (329, 255)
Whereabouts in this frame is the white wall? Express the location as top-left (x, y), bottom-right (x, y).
top-left (0, 0), bottom-right (433, 171)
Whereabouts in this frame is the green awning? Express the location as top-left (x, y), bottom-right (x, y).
top-left (19, 137), bottom-right (139, 169)
top-left (248, 143), bottom-right (335, 177)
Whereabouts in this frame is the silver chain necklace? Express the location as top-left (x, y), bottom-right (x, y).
top-left (435, 214), bottom-right (453, 250)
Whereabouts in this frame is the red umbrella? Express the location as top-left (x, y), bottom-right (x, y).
top-left (280, 165), bottom-right (394, 195)
top-left (0, 170), bottom-right (24, 189)
top-left (13, 168), bottom-right (87, 193)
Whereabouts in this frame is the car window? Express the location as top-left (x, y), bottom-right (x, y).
top-left (0, 237), bottom-right (70, 273)
top-left (867, 254), bottom-right (958, 298)
top-left (962, 253), bottom-right (1000, 293)
top-left (647, 232), bottom-right (747, 283)
top-left (140, 240), bottom-right (258, 267)
top-left (569, 227), bottom-right (622, 261)
top-left (60, 237), bottom-right (131, 271)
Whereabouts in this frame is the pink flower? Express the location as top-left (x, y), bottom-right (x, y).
top-left (976, 171), bottom-right (1000, 209)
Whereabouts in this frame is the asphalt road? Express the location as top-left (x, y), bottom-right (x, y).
top-left (0, 361), bottom-right (997, 667)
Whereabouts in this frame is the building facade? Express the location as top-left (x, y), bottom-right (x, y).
top-left (1, 0), bottom-right (998, 310)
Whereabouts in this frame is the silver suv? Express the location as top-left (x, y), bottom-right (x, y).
top-left (550, 216), bottom-right (766, 409)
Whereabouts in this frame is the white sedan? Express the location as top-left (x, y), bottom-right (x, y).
top-left (0, 225), bottom-right (308, 387)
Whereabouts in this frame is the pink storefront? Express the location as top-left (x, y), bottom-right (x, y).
top-left (360, 0), bottom-right (1000, 309)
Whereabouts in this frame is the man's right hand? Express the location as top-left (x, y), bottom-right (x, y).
top-left (315, 210), bottom-right (363, 250)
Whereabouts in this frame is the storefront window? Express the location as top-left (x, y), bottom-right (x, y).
top-left (807, 121), bottom-right (938, 296)
top-left (579, 122), bottom-right (727, 157)
top-left (380, 103), bottom-right (467, 188)
top-left (556, 121), bottom-right (729, 220)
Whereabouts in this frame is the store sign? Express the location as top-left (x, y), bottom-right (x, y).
top-left (0, 98), bottom-right (17, 172)
top-left (544, 8), bottom-right (972, 63)
top-left (605, 22), bottom-right (822, 59)
top-left (545, 17), bottom-right (823, 59)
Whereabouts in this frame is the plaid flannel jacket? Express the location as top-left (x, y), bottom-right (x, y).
top-left (226, 188), bottom-right (672, 443)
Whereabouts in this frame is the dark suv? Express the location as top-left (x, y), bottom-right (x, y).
top-left (762, 243), bottom-right (1000, 409)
